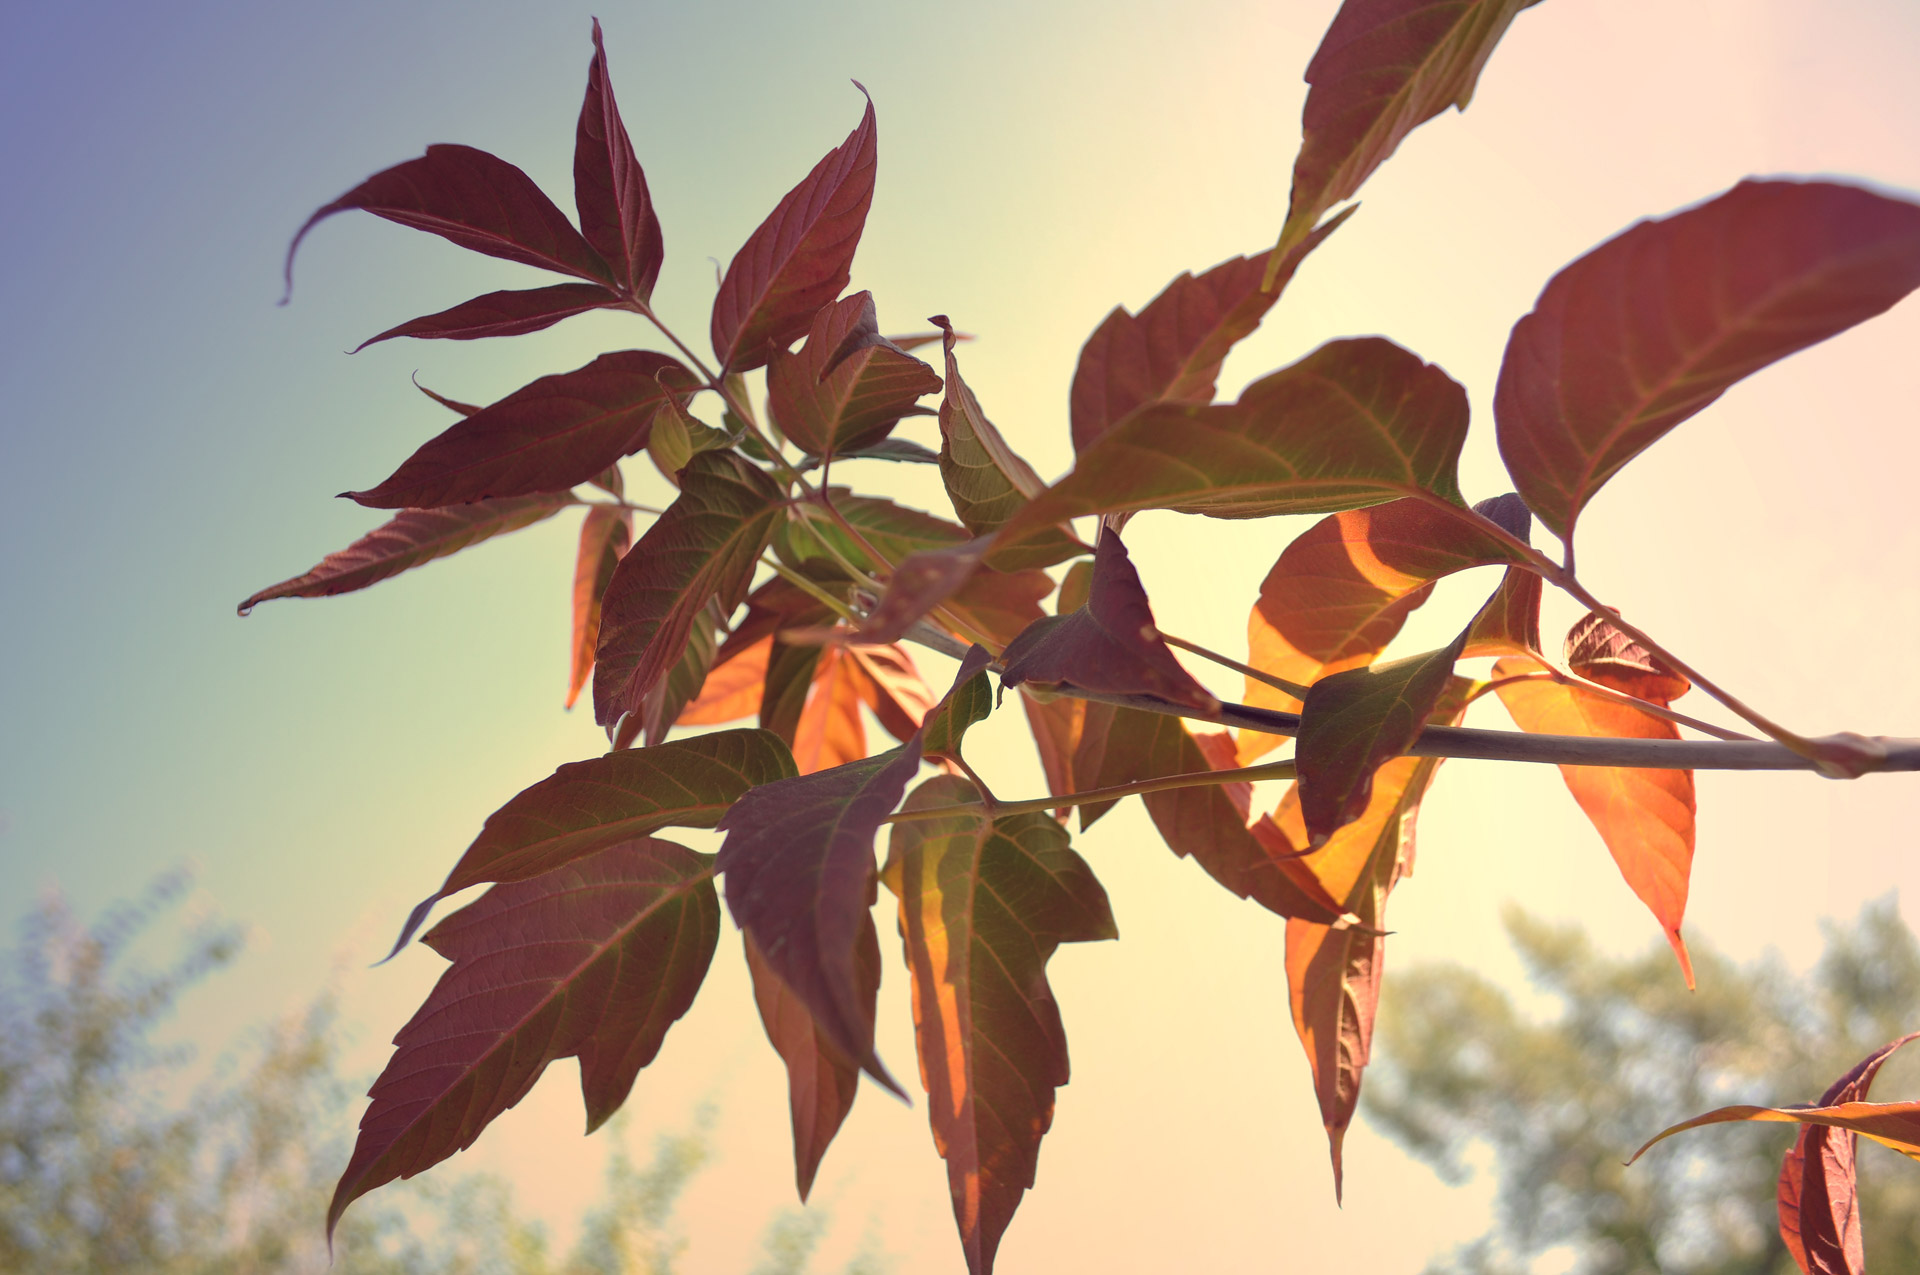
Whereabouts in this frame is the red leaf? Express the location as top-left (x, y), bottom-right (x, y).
top-left (882, 778), bottom-right (1117, 1275)
top-left (574, 20), bottom-right (665, 301)
top-left (592, 452), bottom-right (787, 729)
top-left (347, 351), bottom-right (697, 509)
top-left (637, 599), bottom-right (725, 748)
top-left (711, 90), bottom-right (878, 372)
top-left (744, 929), bottom-right (876, 1200)
top-left (999, 526), bottom-right (1218, 714)
top-left (1496, 180), bottom-right (1920, 539)
top-left (330, 839), bottom-right (717, 1239)
top-left (1493, 655), bottom-right (1696, 985)
top-left (566, 506), bottom-right (633, 710)
top-left (1282, 0), bottom-right (1540, 248)
top-left (1068, 210), bottom-right (1353, 451)
top-left (767, 291), bottom-right (943, 458)
top-left (1778, 1032), bottom-right (1920, 1274)
top-left (355, 283), bottom-right (620, 350)
top-left (285, 143), bottom-right (613, 301)
top-left (237, 494), bottom-right (574, 615)
top-left (1564, 611), bottom-right (1690, 704)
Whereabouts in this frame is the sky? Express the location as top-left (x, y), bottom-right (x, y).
top-left (4, 0), bottom-right (1920, 1271)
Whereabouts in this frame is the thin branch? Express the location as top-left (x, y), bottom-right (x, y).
top-left (885, 757), bottom-right (1300, 825)
top-left (1474, 671), bottom-right (1755, 742)
top-left (762, 559), bottom-right (859, 623)
top-left (584, 498), bottom-right (666, 516)
top-left (1163, 632), bottom-right (1312, 699)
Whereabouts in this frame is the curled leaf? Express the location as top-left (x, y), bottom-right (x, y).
top-left (767, 292), bottom-right (942, 459)
top-left (1565, 611), bottom-right (1691, 704)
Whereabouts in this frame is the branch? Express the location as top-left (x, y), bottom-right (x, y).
top-left (886, 757), bottom-right (1299, 825)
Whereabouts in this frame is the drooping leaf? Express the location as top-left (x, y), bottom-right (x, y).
top-left (1564, 611), bottom-right (1691, 703)
top-left (744, 927), bottom-right (876, 1201)
top-left (791, 646), bottom-right (869, 776)
top-left (882, 777), bottom-right (1117, 1275)
top-left (1296, 622), bottom-right (1472, 846)
top-left (347, 352), bottom-right (698, 509)
top-left (574, 19), bottom-right (664, 301)
top-left (845, 643), bottom-right (937, 743)
top-left (1280, 0), bottom-right (1542, 252)
top-left (592, 451), bottom-right (786, 729)
top-left (330, 839), bottom-right (717, 1238)
top-left (237, 494), bottom-right (574, 615)
top-left (1071, 704), bottom-right (1347, 923)
top-left (1776, 1032), bottom-right (1920, 1274)
top-left (999, 526), bottom-right (1217, 713)
top-left (567, 506), bottom-right (633, 710)
top-left (1069, 210), bottom-right (1354, 451)
top-left (767, 292), bottom-right (943, 458)
top-left (1492, 654), bottom-right (1697, 985)
top-left (931, 315), bottom-right (1046, 533)
top-left (1496, 180), bottom-right (1920, 539)
top-left (285, 143), bottom-right (614, 301)
top-left (355, 283), bottom-right (620, 350)
top-left (386, 729), bottom-right (796, 959)
top-left (711, 91), bottom-right (878, 372)
top-left (1635, 1100), bottom-right (1920, 1162)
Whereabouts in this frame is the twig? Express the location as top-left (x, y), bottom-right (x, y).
top-left (886, 757), bottom-right (1300, 825)
top-left (1163, 632), bottom-right (1312, 699)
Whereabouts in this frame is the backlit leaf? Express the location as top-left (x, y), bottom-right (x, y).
top-left (711, 91), bottom-right (877, 372)
top-left (567, 506), bottom-right (633, 710)
top-left (919, 650), bottom-right (995, 762)
top-left (1635, 1099), bottom-right (1920, 1162)
top-left (1496, 180), bottom-right (1920, 539)
top-left (1564, 611), bottom-right (1690, 704)
top-left (931, 316), bottom-right (1045, 533)
top-left (237, 494), bottom-right (574, 615)
top-left (574, 19), bottom-right (664, 301)
top-left (347, 351), bottom-right (698, 509)
top-left (1020, 692), bottom-right (1086, 822)
top-left (999, 526), bottom-right (1218, 713)
top-left (791, 647), bottom-right (869, 776)
top-left (882, 777), bottom-right (1117, 1275)
top-left (593, 452), bottom-right (786, 729)
top-left (1493, 654), bottom-right (1696, 984)
top-left (1069, 210), bottom-right (1353, 451)
top-left (846, 643), bottom-right (937, 743)
top-left (767, 292), bottom-right (942, 458)
top-left (744, 930), bottom-right (877, 1201)
top-left (354, 283), bottom-right (619, 350)
top-left (677, 635), bottom-right (771, 726)
top-left (285, 143), bottom-right (613, 301)
top-left (330, 839), bottom-right (717, 1238)
top-left (1280, 0), bottom-right (1541, 251)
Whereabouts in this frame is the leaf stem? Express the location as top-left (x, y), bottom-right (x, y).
top-left (762, 558), bottom-right (860, 623)
top-left (886, 757), bottom-right (1300, 825)
top-left (1162, 633), bottom-right (1312, 700)
top-left (1473, 671), bottom-right (1754, 742)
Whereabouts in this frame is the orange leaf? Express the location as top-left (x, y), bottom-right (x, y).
top-left (677, 634), bottom-right (771, 726)
top-left (791, 647), bottom-right (868, 776)
top-left (566, 506), bottom-right (632, 709)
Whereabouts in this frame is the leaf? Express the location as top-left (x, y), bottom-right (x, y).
top-left (1280, 0), bottom-right (1541, 250)
top-left (567, 506), bottom-right (633, 710)
top-left (237, 494), bottom-right (574, 615)
top-left (711, 90), bottom-right (878, 372)
top-left (919, 652), bottom-right (995, 761)
top-left (386, 728), bottom-right (796, 959)
top-left (882, 777), bottom-right (1117, 1275)
top-left (413, 377), bottom-right (482, 417)
top-left (930, 316), bottom-right (1049, 535)
top-left (647, 376), bottom-right (730, 486)
top-left (1496, 180), bottom-right (1920, 539)
top-left (714, 648), bottom-right (994, 1090)
top-left (1236, 495), bottom-right (1521, 758)
top-left (791, 646), bottom-right (869, 775)
top-left (330, 839), bottom-right (717, 1238)
top-left (999, 526), bottom-right (1218, 713)
top-left (993, 337), bottom-right (1472, 559)
top-left (1635, 1100), bottom-right (1920, 1163)
top-left (574, 19), bottom-right (664, 302)
top-left (1564, 611), bottom-right (1690, 703)
top-left (592, 451), bottom-right (786, 729)
top-left (1777, 1032), bottom-right (1920, 1274)
top-left (1493, 654), bottom-right (1696, 985)
top-left (347, 351), bottom-right (698, 509)
top-left (1069, 209), bottom-right (1354, 451)
top-left (767, 292), bottom-right (943, 458)
top-left (1021, 691), bottom-right (1086, 821)
top-left (1296, 623), bottom-right (1472, 846)
top-left (832, 437), bottom-right (941, 465)
top-left (845, 643), bottom-right (937, 743)
top-left (638, 599), bottom-right (723, 747)
top-left (354, 283), bottom-right (620, 350)
top-left (1071, 704), bottom-right (1347, 923)
top-left (285, 143), bottom-right (613, 302)
top-left (744, 929), bottom-right (877, 1201)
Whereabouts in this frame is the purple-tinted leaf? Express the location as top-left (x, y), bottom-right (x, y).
top-left (711, 91), bottom-right (878, 372)
top-left (593, 452), bottom-right (786, 729)
top-left (999, 526), bottom-right (1217, 714)
top-left (1497, 180), bottom-right (1920, 539)
top-left (767, 292), bottom-right (942, 459)
top-left (285, 143), bottom-right (613, 301)
top-left (347, 351), bottom-right (697, 509)
top-left (931, 317), bottom-right (1047, 533)
top-left (355, 283), bottom-right (619, 351)
top-left (330, 839), bottom-right (717, 1238)
top-left (413, 376), bottom-right (481, 416)
top-left (237, 494), bottom-right (574, 615)
top-left (1069, 210), bottom-right (1352, 451)
top-left (574, 19), bottom-right (665, 301)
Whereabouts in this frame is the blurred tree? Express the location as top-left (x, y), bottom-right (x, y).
top-left (0, 874), bottom-right (882, 1274)
top-left (1367, 899), bottom-right (1920, 1275)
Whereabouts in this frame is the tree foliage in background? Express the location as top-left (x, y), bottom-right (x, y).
top-left (0, 878), bottom-right (882, 1275)
top-left (243, 1), bottom-right (1920, 1270)
top-left (1370, 901), bottom-right (1920, 1275)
